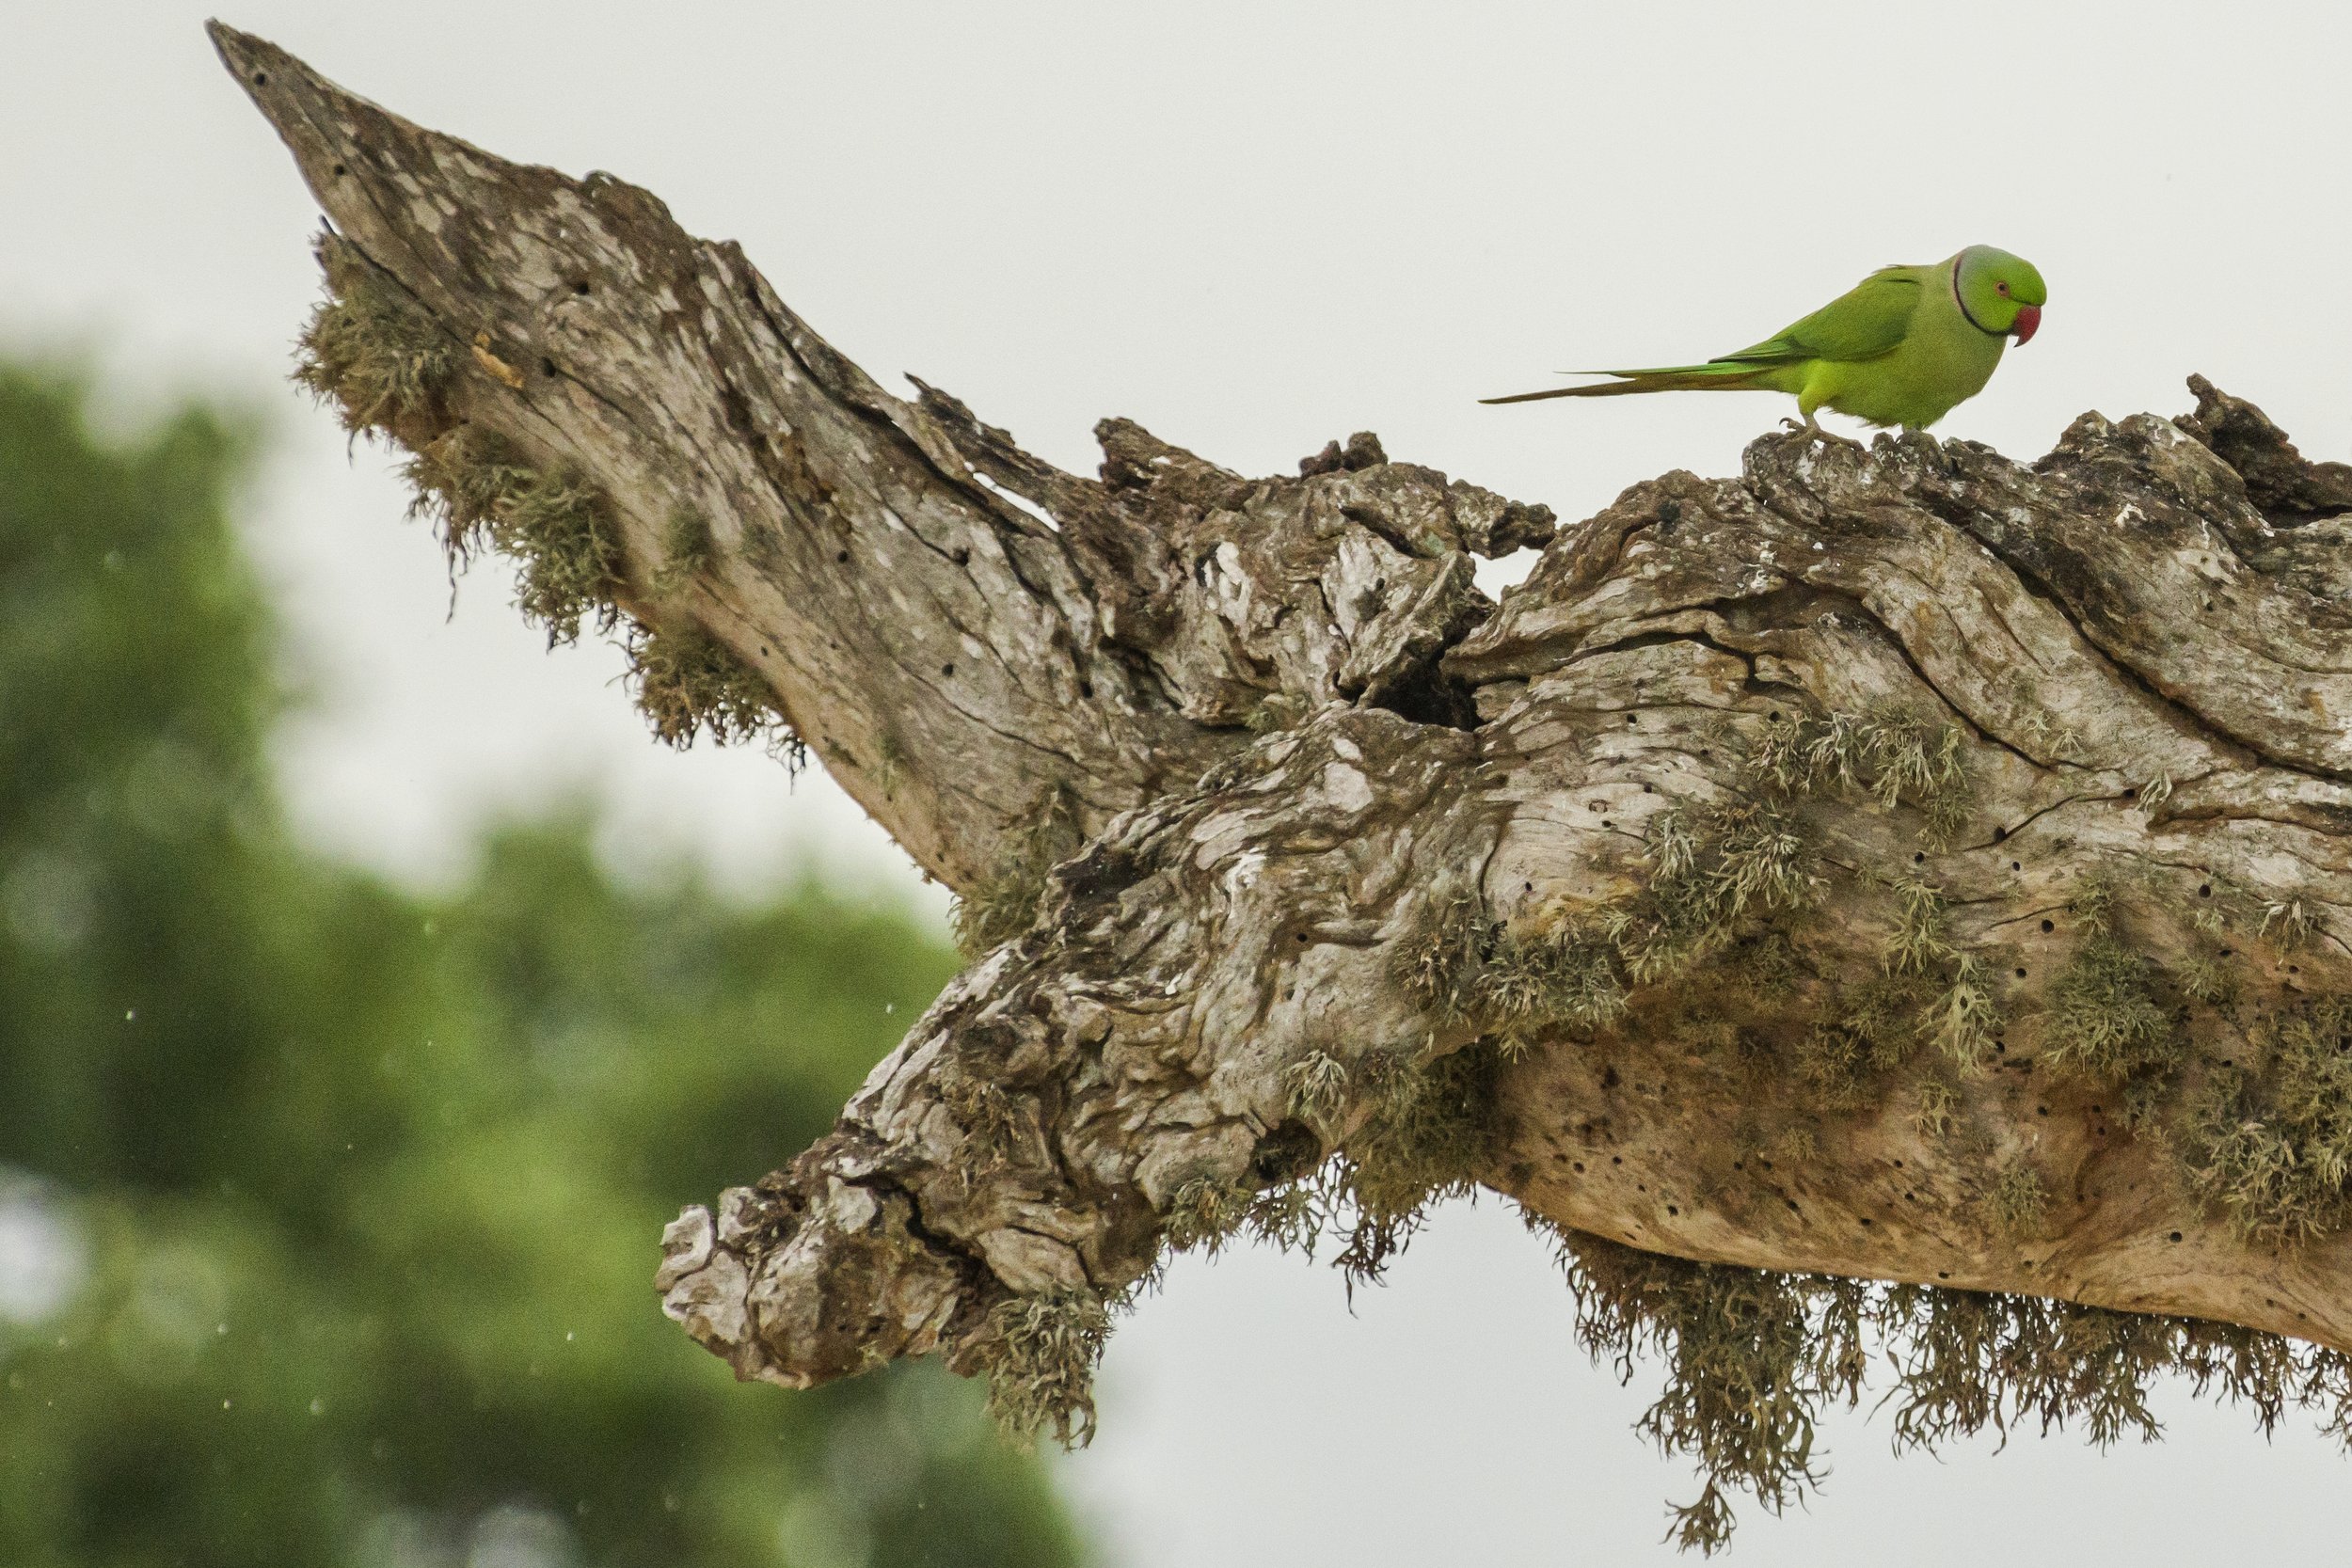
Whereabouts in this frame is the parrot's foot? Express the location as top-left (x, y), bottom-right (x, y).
top-left (1779, 416), bottom-right (1863, 451)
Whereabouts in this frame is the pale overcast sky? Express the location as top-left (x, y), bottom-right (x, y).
top-left (7, 3), bottom-right (2350, 1562)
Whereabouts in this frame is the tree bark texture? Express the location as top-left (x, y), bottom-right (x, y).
top-left (216, 21), bottom-right (2352, 1487)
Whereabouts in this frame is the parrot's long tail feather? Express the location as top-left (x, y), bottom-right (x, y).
top-left (1480, 365), bottom-right (1775, 405)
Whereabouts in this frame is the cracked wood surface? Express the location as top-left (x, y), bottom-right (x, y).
top-left (216, 24), bottom-right (2352, 1401)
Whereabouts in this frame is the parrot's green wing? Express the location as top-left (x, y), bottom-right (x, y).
top-left (1708, 265), bottom-right (1925, 369)
top-left (1483, 262), bottom-right (1930, 407)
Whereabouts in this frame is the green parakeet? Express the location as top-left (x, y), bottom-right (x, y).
top-left (1485, 245), bottom-right (2046, 431)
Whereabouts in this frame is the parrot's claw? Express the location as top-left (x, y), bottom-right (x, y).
top-left (1779, 416), bottom-right (1863, 451)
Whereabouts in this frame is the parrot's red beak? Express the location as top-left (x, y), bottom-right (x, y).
top-left (2010, 304), bottom-right (2042, 345)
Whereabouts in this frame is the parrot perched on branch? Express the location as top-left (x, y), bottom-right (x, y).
top-left (1485, 245), bottom-right (2046, 432)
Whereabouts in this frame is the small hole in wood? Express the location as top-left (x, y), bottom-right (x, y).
top-left (951, 546), bottom-right (970, 565)
top-left (332, 162), bottom-right (347, 177)
top-left (1914, 851), bottom-right (1926, 863)
top-left (2169, 1231), bottom-right (2184, 1243)
top-left (1994, 825), bottom-right (2008, 841)
top-left (2011, 861), bottom-right (2022, 872)
top-left (834, 549), bottom-right (850, 563)
top-left (1572, 1162), bottom-right (1584, 1173)
top-left (2041, 918), bottom-right (2055, 933)
top-left (2200, 884), bottom-right (2212, 898)
top-left (540, 357), bottom-right (556, 377)
top-left (1078, 679), bottom-right (1094, 699)
top-left (2015, 967), bottom-right (2027, 978)
top-left (573, 280), bottom-right (591, 296)
top-left (253, 71), bottom-right (268, 86)
top-left (940, 663), bottom-right (954, 677)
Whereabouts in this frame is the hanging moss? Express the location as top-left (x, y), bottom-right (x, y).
top-left (293, 240), bottom-right (454, 435)
top-left (972, 1289), bottom-right (1112, 1450)
top-left (500, 466), bottom-right (624, 644)
top-left (626, 621), bottom-right (779, 748)
top-left (2261, 897), bottom-right (2320, 950)
top-left (1552, 1232), bottom-right (1865, 1554)
top-left (392, 418), bottom-right (626, 647)
top-left (1325, 1043), bottom-right (1504, 1286)
top-left (2182, 997), bottom-right (2352, 1245)
top-left (1161, 1176), bottom-right (1254, 1257)
top-left (1543, 1224), bottom-right (2352, 1554)
top-left (1616, 799), bottom-right (1822, 980)
top-left (304, 245), bottom-right (764, 767)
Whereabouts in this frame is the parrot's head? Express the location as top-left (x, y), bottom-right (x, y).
top-left (1956, 246), bottom-right (2046, 345)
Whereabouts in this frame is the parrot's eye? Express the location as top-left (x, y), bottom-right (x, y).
top-left (1996, 281), bottom-right (2010, 294)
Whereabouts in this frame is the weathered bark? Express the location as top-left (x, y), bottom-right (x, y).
top-left (215, 18), bottom-right (2352, 1457)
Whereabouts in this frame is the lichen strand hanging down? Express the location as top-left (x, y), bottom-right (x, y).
top-left (294, 237), bottom-right (789, 755)
top-left (217, 23), bottom-right (2352, 1558)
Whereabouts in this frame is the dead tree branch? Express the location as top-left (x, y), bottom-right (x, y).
top-left (216, 21), bottom-right (2352, 1546)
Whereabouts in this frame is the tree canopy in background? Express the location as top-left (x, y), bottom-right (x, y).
top-left (0, 363), bottom-right (1087, 1568)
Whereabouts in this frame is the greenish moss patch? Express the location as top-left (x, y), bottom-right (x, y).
top-left (294, 240), bottom-right (454, 435)
top-left (951, 784), bottom-right (1086, 958)
top-left (2042, 879), bottom-right (2178, 1085)
top-left (1547, 1225), bottom-right (2352, 1554)
top-left (1745, 705), bottom-right (1971, 848)
top-left (626, 621), bottom-right (779, 749)
top-left (654, 504), bottom-right (715, 595)
top-left (1326, 1043), bottom-right (1503, 1285)
top-left (2183, 998), bottom-right (2352, 1246)
top-left (974, 1289), bottom-right (1112, 1450)
top-left (1282, 1049), bottom-right (1350, 1132)
top-left (1980, 1153), bottom-right (2050, 1240)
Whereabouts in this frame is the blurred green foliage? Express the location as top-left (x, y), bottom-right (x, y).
top-left (0, 365), bottom-right (1088, 1568)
